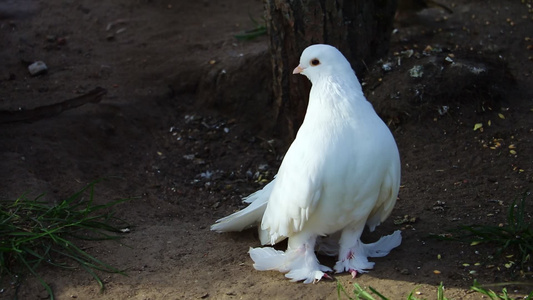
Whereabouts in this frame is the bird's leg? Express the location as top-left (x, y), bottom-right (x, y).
top-left (343, 251), bottom-right (362, 278)
top-left (335, 228), bottom-right (403, 277)
top-left (334, 226), bottom-right (374, 277)
top-left (282, 234), bottom-right (332, 283)
top-left (249, 233), bottom-right (333, 283)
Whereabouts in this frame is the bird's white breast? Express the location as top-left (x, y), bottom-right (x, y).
top-left (261, 75), bottom-right (400, 239)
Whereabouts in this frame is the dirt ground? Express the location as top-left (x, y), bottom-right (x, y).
top-left (1, 0), bottom-right (532, 299)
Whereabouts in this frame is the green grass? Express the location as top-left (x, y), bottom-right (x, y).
top-left (234, 15), bottom-right (267, 41)
top-left (337, 280), bottom-right (533, 300)
top-left (470, 280), bottom-right (531, 300)
top-left (0, 180), bottom-right (131, 299)
top-left (437, 191), bottom-right (532, 269)
top-left (337, 281), bottom-right (448, 300)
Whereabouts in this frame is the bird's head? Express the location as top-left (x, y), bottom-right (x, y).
top-left (293, 44), bottom-right (353, 84)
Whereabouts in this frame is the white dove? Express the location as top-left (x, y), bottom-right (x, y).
top-left (211, 44), bottom-right (402, 284)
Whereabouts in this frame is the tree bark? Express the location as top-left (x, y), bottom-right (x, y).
top-left (265, 0), bottom-right (397, 141)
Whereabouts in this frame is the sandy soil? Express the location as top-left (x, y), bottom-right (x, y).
top-left (0, 0), bottom-right (532, 299)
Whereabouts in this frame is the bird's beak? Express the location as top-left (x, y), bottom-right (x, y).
top-left (292, 65), bottom-right (304, 74)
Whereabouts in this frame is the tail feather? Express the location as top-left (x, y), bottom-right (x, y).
top-left (211, 181), bottom-right (275, 232)
top-left (210, 197), bottom-right (267, 232)
top-left (243, 179), bottom-right (275, 203)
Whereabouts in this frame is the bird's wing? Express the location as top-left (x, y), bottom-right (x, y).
top-left (365, 165), bottom-right (400, 232)
top-left (259, 130), bottom-right (327, 244)
top-left (365, 131), bottom-right (401, 232)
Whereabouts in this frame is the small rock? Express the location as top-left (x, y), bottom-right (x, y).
top-left (400, 268), bottom-right (411, 275)
top-left (28, 61), bottom-right (47, 76)
top-left (409, 65), bottom-right (424, 78)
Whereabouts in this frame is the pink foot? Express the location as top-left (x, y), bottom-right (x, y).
top-left (349, 269), bottom-right (358, 278)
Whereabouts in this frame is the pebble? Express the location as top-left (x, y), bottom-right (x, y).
top-left (28, 61), bottom-right (47, 76)
top-left (409, 65), bottom-right (424, 78)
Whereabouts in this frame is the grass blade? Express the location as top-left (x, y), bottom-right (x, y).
top-left (0, 179), bottom-right (131, 299)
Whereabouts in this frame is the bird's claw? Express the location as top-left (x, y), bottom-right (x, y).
top-left (322, 273), bottom-right (334, 281)
top-left (349, 269), bottom-right (358, 278)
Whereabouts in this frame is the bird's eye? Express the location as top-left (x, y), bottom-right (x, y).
top-left (310, 59), bottom-right (320, 66)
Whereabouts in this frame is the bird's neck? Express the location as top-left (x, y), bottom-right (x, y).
top-left (306, 74), bottom-right (369, 121)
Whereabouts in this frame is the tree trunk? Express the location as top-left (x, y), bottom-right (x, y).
top-left (265, 0), bottom-right (397, 141)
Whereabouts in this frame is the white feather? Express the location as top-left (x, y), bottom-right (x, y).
top-left (210, 181), bottom-right (273, 233)
top-left (211, 44), bottom-right (402, 283)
